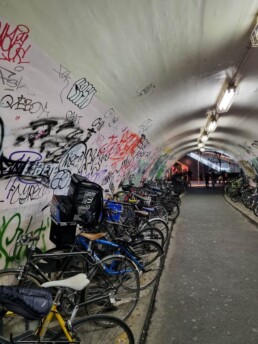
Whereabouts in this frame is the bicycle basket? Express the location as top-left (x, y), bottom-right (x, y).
top-left (105, 200), bottom-right (123, 222)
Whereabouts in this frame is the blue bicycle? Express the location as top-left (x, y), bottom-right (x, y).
top-left (47, 230), bottom-right (164, 319)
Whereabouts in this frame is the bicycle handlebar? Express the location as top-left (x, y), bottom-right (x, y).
top-left (17, 233), bottom-right (40, 245)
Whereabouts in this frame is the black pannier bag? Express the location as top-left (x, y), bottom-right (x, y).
top-left (50, 174), bottom-right (103, 247)
top-left (0, 286), bottom-right (52, 320)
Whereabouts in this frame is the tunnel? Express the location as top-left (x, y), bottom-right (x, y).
top-left (1, 1), bottom-right (258, 343)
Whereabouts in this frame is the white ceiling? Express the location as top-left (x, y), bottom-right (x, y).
top-left (2, 0), bottom-right (258, 163)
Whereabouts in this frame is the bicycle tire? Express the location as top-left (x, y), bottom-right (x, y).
top-left (141, 218), bottom-right (169, 243)
top-left (84, 255), bottom-right (140, 325)
top-left (0, 268), bottom-right (41, 284)
top-left (137, 227), bottom-right (165, 247)
top-left (241, 189), bottom-right (253, 209)
top-left (130, 240), bottom-right (164, 290)
top-left (52, 314), bottom-right (135, 344)
top-left (253, 202), bottom-right (258, 217)
top-left (166, 199), bottom-right (180, 220)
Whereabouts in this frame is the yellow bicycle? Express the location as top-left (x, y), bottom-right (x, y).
top-left (0, 273), bottom-right (135, 343)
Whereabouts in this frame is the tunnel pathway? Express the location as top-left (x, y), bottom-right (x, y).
top-left (146, 186), bottom-right (258, 344)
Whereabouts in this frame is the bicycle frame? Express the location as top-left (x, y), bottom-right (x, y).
top-left (76, 235), bottom-right (145, 271)
top-left (16, 250), bottom-right (93, 285)
top-left (36, 303), bottom-right (75, 342)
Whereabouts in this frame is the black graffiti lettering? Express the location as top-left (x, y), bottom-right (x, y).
top-left (12, 95), bottom-right (32, 111)
top-left (0, 66), bottom-right (16, 84)
top-left (84, 128), bottom-right (96, 143)
top-left (86, 148), bottom-right (98, 173)
top-left (60, 149), bottom-right (85, 172)
top-left (30, 119), bottom-right (58, 132)
top-left (0, 94), bottom-right (49, 116)
top-left (17, 119), bottom-right (58, 148)
top-left (0, 67), bottom-right (26, 91)
top-left (67, 127), bottom-right (84, 141)
top-left (29, 101), bottom-right (43, 114)
top-left (67, 77), bottom-right (96, 109)
top-left (91, 118), bottom-right (105, 132)
top-left (5, 177), bottom-right (50, 205)
top-left (55, 119), bottom-right (75, 133)
top-left (53, 64), bottom-right (71, 83)
top-left (66, 110), bottom-right (82, 124)
top-left (104, 108), bottom-right (115, 118)
top-left (50, 170), bottom-right (71, 190)
top-left (0, 94), bottom-right (13, 108)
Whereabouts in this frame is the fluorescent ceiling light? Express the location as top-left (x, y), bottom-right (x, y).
top-left (207, 115), bottom-right (218, 133)
top-left (201, 131), bottom-right (209, 142)
top-left (251, 17), bottom-right (258, 47)
top-left (217, 86), bottom-right (236, 113)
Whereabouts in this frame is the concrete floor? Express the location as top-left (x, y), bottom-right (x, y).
top-left (146, 185), bottom-right (258, 344)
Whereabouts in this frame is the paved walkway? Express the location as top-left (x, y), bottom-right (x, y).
top-left (146, 185), bottom-right (258, 344)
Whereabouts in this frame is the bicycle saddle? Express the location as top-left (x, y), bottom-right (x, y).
top-left (41, 273), bottom-right (90, 291)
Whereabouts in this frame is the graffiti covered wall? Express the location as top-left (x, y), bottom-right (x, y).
top-left (0, 18), bottom-right (163, 268)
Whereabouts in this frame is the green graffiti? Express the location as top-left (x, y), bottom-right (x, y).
top-left (0, 213), bottom-right (50, 269)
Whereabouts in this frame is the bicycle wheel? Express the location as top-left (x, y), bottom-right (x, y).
top-left (138, 227), bottom-right (165, 247)
top-left (253, 202), bottom-right (258, 217)
top-left (0, 269), bottom-right (41, 338)
top-left (241, 190), bottom-right (253, 209)
top-left (84, 255), bottom-right (140, 325)
top-left (165, 199), bottom-right (180, 221)
top-left (130, 240), bottom-right (164, 290)
top-left (149, 204), bottom-right (168, 223)
top-left (0, 269), bottom-right (41, 287)
top-left (52, 314), bottom-right (135, 344)
top-left (142, 218), bottom-right (169, 243)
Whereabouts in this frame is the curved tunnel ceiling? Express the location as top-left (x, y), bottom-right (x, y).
top-left (2, 0), bottom-right (258, 164)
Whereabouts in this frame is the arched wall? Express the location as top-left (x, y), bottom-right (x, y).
top-left (0, 18), bottom-right (174, 268)
top-left (0, 15), bottom-right (257, 269)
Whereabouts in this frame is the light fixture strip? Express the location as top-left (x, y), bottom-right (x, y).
top-left (217, 86), bottom-right (236, 113)
top-left (201, 131), bottom-right (209, 142)
top-left (206, 112), bottom-right (218, 133)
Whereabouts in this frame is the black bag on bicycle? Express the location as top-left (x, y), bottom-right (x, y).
top-left (50, 174), bottom-right (103, 247)
top-left (69, 174), bottom-right (103, 227)
top-left (0, 286), bottom-right (52, 320)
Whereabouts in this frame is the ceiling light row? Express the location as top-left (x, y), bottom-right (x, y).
top-left (250, 16), bottom-right (258, 47)
top-left (197, 84), bottom-right (237, 153)
top-left (197, 16), bottom-right (257, 153)
top-left (198, 110), bottom-right (219, 151)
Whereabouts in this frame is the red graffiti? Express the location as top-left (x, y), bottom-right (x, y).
top-left (0, 21), bottom-right (31, 64)
top-left (99, 130), bottom-right (141, 166)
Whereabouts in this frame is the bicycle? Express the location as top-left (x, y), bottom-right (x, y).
top-left (104, 200), bottom-right (166, 247)
top-left (0, 273), bottom-right (135, 343)
top-left (53, 230), bottom-right (164, 293)
top-left (0, 233), bottom-right (140, 323)
top-left (105, 199), bottom-right (169, 244)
